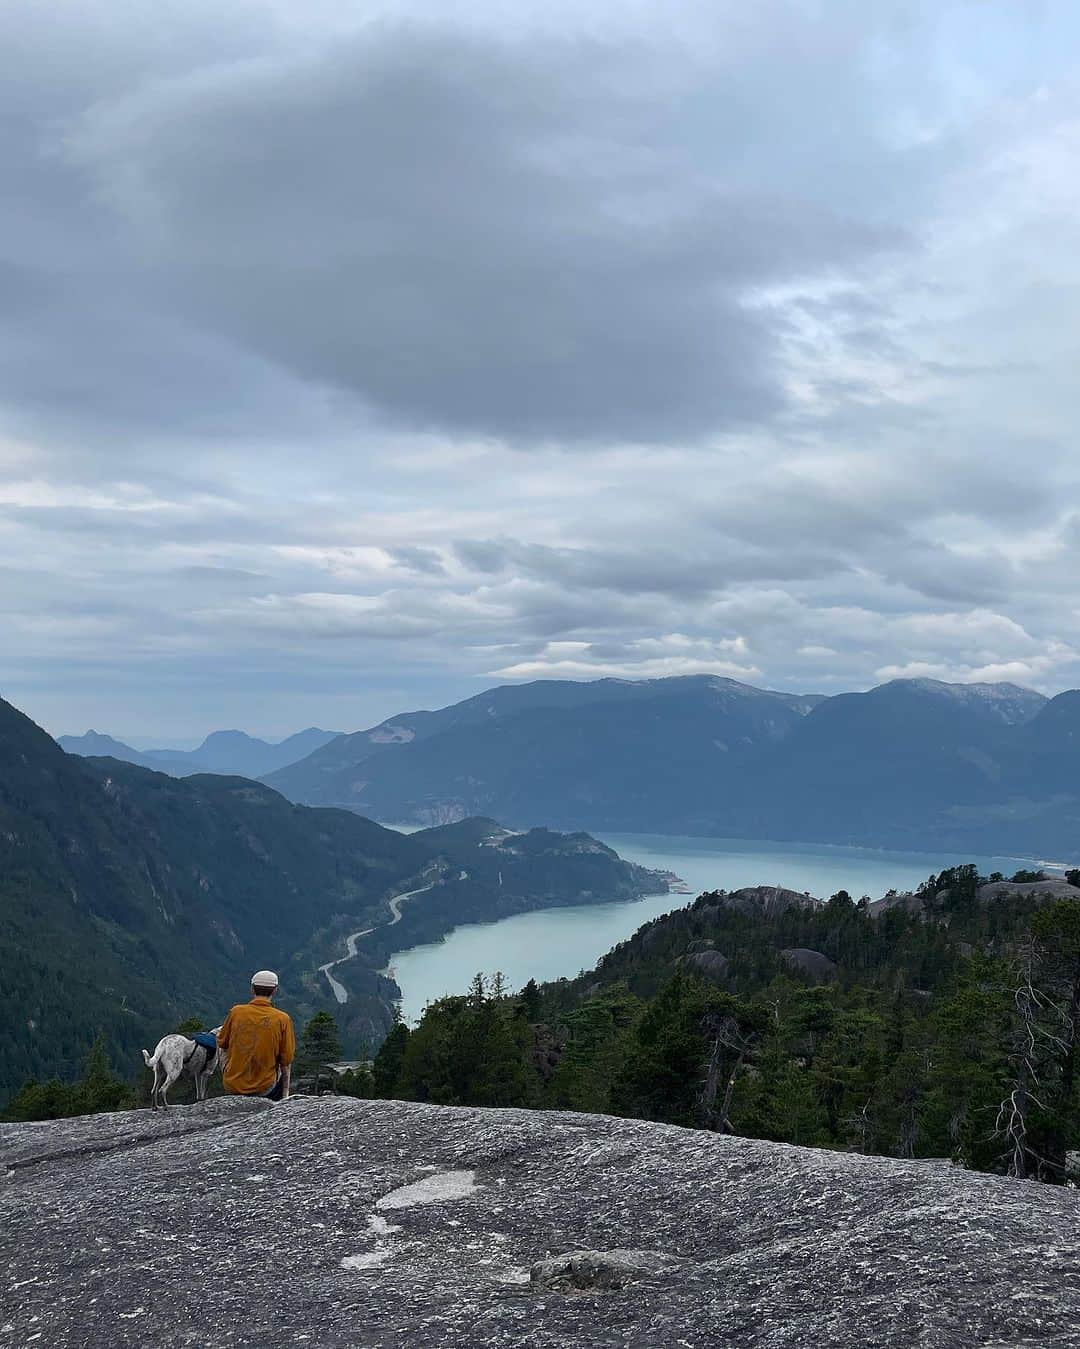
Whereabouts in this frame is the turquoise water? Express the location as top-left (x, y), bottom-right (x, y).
top-left (385, 833), bottom-right (1034, 1024)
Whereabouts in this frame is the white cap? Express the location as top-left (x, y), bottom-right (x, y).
top-left (251, 969), bottom-right (279, 989)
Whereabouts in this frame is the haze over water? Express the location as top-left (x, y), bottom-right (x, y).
top-left (386, 833), bottom-right (1036, 1024)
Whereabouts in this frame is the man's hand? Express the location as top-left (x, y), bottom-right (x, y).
top-left (280, 1063), bottom-right (292, 1100)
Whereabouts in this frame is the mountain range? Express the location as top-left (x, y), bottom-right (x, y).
top-left (263, 675), bottom-right (822, 820)
top-left (58, 726), bottom-right (341, 778)
top-left (0, 695), bottom-right (662, 1101)
top-left (261, 674), bottom-right (1080, 858)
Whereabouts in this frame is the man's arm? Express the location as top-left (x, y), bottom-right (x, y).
top-left (216, 1010), bottom-right (233, 1055)
top-left (278, 1015), bottom-right (296, 1101)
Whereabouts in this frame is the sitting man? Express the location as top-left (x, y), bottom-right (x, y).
top-left (217, 969), bottom-right (296, 1101)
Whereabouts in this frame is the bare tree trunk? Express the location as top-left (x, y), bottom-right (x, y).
top-left (1002, 1071), bottom-right (1030, 1180)
top-left (897, 1090), bottom-right (919, 1160)
top-left (699, 1012), bottom-right (756, 1133)
top-left (716, 1051), bottom-right (745, 1134)
top-left (996, 961), bottom-right (1048, 1179)
top-left (846, 1100), bottom-right (872, 1154)
top-left (701, 1034), bottom-right (725, 1131)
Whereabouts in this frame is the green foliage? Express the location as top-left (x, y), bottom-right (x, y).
top-left (1, 1079), bottom-right (81, 1122)
top-left (395, 973), bottom-right (538, 1108)
top-left (297, 1011), bottom-right (343, 1073)
top-left (296, 1011), bottom-right (343, 1093)
top-left (921, 955), bottom-right (1012, 1169)
top-left (1, 1033), bottom-right (133, 1122)
top-left (333, 1066), bottom-right (375, 1098)
top-left (610, 975), bottom-right (719, 1126)
top-left (548, 984), bottom-right (639, 1113)
top-left (373, 1019), bottom-right (411, 1097)
top-left (377, 871), bottom-right (1080, 1182)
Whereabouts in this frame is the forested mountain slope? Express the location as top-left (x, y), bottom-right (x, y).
top-left (263, 674), bottom-right (824, 822)
top-left (263, 674), bottom-right (1080, 856)
top-left (0, 696), bottom-right (663, 1101)
top-left (379, 867), bottom-right (1080, 1181)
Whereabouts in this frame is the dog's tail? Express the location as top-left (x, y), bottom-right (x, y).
top-left (142, 1047), bottom-right (159, 1068)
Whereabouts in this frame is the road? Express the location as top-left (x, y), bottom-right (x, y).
top-left (318, 880), bottom-right (436, 1004)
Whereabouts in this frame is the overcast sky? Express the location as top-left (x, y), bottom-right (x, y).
top-left (3, 0), bottom-right (1079, 742)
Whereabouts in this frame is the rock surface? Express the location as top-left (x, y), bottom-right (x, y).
top-left (530, 1248), bottom-right (683, 1290)
top-left (705, 885), bottom-right (823, 919)
top-left (676, 948), bottom-right (731, 981)
top-left (2, 1096), bottom-right (1079, 1347)
top-left (780, 947), bottom-right (838, 981)
top-left (871, 877), bottom-right (1080, 915)
top-left (976, 878), bottom-right (1080, 904)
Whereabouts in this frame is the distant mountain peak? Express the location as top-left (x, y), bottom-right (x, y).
top-left (197, 729), bottom-right (260, 750)
top-left (58, 730), bottom-right (149, 768)
top-left (874, 677), bottom-right (1046, 724)
top-left (892, 676), bottom-right (1040, 697)
top-left (60, 725), bottom-right (342, 780)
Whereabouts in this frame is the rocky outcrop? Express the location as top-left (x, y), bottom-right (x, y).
top-left (867, 889), bottom-right (923, 914)
top-left (871, 877), bottom-right (1080, 917)
top-left (976, 878), bottom-right (1080, 904)
top-left (704, 885), bottom-right (823, 920)
top-left (531, 1248), bottom-right (683, 1290)
top-left (676, 948), bottom-right (730, 982)
top-left (3, 1097), bottom-right (1079, 1347)
top-left (780, 948), bottom-right (838, 982)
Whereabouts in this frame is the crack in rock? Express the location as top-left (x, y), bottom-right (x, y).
top-left (0, 1098), bottom-right (271, 1175)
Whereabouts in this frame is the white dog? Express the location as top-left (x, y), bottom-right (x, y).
top-left (141, 1028), bottom-right (224, 1109)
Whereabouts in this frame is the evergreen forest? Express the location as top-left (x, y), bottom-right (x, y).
top-left (371, 868), bottom-right (1080, 1184)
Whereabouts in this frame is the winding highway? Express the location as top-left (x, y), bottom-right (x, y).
top-left (318, 879), bottom-right (437, 1004)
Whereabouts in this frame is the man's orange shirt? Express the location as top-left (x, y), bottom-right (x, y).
top-left (217, 996), bottom-right (296, 1096)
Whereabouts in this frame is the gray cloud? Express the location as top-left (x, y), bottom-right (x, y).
top-left (58, 26), bottom-right (909, 444)
top-left (453, 537), bottom-right (851, 595)
top-left (2, 1), bottom-right (1080, 737)
top-left (389, 546), bottom-right (446, 576)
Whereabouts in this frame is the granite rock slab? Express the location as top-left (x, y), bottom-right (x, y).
top-left (1, 1096), bottom-right (1078, 1347)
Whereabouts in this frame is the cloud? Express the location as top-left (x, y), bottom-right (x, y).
top-left (488, 634), bottom-right (760, 682)
top-left (2, 1), bottom-right (1080, 736)
top-left (58, 24), bottom-right (910, 444)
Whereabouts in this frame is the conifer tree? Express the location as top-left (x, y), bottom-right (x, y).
top-left (548, 986), bottom-right (639, 1113)
top-left (373, 1017), bottom-right (411, 1098)
top-left (297, 1011), bottom-right (343, 1093)
top-left (78, 1033), bottom-right (130, 1114)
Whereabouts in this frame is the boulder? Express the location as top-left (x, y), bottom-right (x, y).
top-left (720, 885), bottom-right (823, 918)
top-left (676, 949), bottom-right (730, 982)
top-left (639, 925), bottom-right (668, 952)
top-left (2, 1096), bottom-right (1079, 1347)
top-left (531, 1248), bottom-right (683, 1291)
top-left (867, 890), bottom-right (923, 915)
top-left (976, 879), bottom-right (1080, 904)
top-left (780, 948), bottom-right (838, 982)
